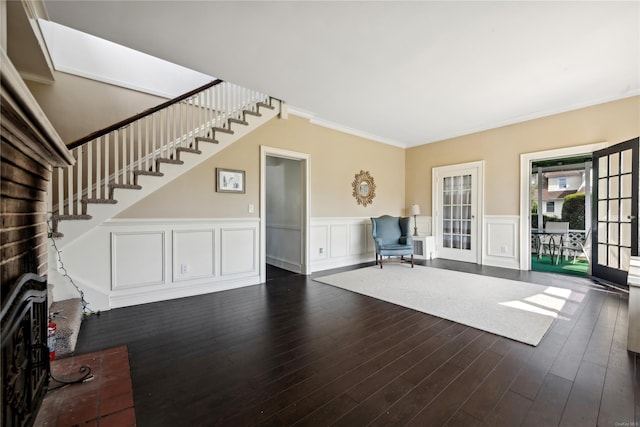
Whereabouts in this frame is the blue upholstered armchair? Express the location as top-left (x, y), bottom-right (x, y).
top-left (371, 215), bottom-right (414, 268)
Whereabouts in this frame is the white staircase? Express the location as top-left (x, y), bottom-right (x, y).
top-left (49, 80), bottom-right (281, 248)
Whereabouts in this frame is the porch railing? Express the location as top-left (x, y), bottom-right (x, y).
top-left (531, 229), bottom-right (588, 254)
top-left (51, 80), bottom-right (270, 216)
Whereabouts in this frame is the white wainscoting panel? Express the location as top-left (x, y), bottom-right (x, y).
top-left (310, 225), bottom-right (328, 261)
top-left (111, 231), bottom-right (165, 290)
top-left (330, 224), bottom-right (349, 258)
top-left (55, 218), bottom-right (261, 311)
top-left (220, 227), bottom-right (257, 276)
top-left (349, 223), bottom-right (370, 255)
top-left (173, 229), bottom-right (215, 282)
top-left (311, 217), bottom-right (375, 271)
top-left (483, 215), bottom-right (520, 270)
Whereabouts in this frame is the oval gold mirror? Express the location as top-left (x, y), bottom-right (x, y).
top-left (352, 170), bottom-right (376, 207)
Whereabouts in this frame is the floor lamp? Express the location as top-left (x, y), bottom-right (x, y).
top-left (411, 204), bottom-right (421, 236)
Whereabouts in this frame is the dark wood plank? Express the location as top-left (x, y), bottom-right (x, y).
top-left (461, 339), bottom-right (533, 422)
top-left (250, 319), bottom-right (458, 426)
top-left (520, 373), bottom-right (573, 427)
top-left (559, 360), bottom-right (606, 426)
top-left (483, 390), bottom-right (532, 426)
top-left (405, 349), bottom-right (504, 426)
top-left (70, 260), bottom-right (635, 427)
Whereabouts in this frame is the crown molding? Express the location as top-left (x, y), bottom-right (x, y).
top-left (287, 106), bottom-right (408, 149)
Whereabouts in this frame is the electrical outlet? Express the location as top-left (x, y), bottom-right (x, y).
top-left (319, 248), bottom-right (324, 254)
top-left (180, 264), bottom-right (189, 274)
top-left (248, 204), bottom-right (254, 213)
top-left (500, 245), bottom-right (508, 254)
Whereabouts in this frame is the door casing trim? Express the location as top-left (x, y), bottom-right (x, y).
top-left (260, 146), bottom-right (311, 282)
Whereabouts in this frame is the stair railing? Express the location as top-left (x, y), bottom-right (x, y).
top-left (51, 79), bottom-right (270, 217)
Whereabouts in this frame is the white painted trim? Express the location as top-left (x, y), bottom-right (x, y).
top-left (111, 230), bottom-right (166, 290)
top-left (518, 142), bottom-right (607, 270)
top-left (109, 276), bottom-right (258, 309)
top-left (19, 71), bottom-right (54, 85)
top-left (220, 227), bottom-right (257, 276)
top-left (171, 229), bottom-right (216, 282)
top-left (260, 146), bottom-right (311, 282)
top-left (105, 217), bottom-right (258, 225)
top-left (51, 218), bottom-right (261, 311)
top-left (287, 106), bottom-right (407, 148)
top-left (310, 217), bottom-right (375, 272)
top-left (483, 215), bottom-right (520, 270)
top-left (266, 256), bottom-right (302, 274)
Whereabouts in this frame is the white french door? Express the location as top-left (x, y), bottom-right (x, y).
top-left (433, 161), bottom-right (483, 263)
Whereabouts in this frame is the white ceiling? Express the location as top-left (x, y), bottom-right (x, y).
top-left (44, 1), bottom-right (639, 148)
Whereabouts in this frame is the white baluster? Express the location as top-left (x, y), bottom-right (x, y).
top-left (152, 113), bottom-right (157, 171)
top-left (102, 133), bottom-right (111, 199)
top-left (76, 147), bottom-right (83, 214)
top-left (114, 129), bottom-right (120, 185)
top-left (87, 141), bottom-right (93, 200)
top-left (129, 125), bottom-right (134, 184)
top-left (57, 167), bottom-right (64, 215)
top-left (145, 116), bottom-right (150, 172)
top-left (138, 120), bottom-right (142, 171)
top-left (96, 136), bottom-right (102, 199)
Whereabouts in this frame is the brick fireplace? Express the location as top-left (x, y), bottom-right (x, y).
top-left (1, 49), bottom-right (73, 426)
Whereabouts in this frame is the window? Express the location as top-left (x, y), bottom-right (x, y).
top-left (558, 177), bottom-right (567, 189)
top-left (546, 201), bottom-right (555, 213)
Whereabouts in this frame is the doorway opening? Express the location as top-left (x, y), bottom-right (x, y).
top-left (529, 155), bottom-right (592, 277)
top-left (260, 146), bottom-right (310, 284)
top-left (519, 142), bottom-right (606, 272)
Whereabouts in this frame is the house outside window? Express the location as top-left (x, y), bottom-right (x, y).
top-left (558, 177), bottom-right (567, 189)
top-left (546, 201), bottom-right (555, 213)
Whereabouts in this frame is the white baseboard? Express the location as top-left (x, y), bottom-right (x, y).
top-left (266, 256), bottom-right (302, 273)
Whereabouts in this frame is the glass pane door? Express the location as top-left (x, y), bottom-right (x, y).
top-left (436, 164), bottom-right (480, 264)
top-left (592, 138), bottom-right (639, 286)
top-left (442, 174), bottom-right (472, 251)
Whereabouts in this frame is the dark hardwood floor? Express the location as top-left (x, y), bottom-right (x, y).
top-left (75, 260), bottom-right (639, 426)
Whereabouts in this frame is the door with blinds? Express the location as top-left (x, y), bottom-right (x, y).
top-left (592, 137), bottom-right (638, 287)
top-left (434, 161), bottom-right (483, 263)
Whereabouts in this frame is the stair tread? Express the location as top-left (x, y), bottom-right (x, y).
top-left (110, 183), bottom-right (143, 189)
top-left (257, 101), bottom-right (275, 110)
top-left (157, 158), bottom-right (184, 165)
top-left (212, 126), bottom-right (234, 135)
top-left (244, 110), bottom-right (262, 117)
top-left (53, 214), bottom-right (92, 221)
top-left (82, 198), bottom-right (118, 204)
top-left (133, 170), bottom-right (164, 177)
top-left (195, 136), bottom-right (219, 144)
top-left (176, 147), bottom-right (202, 154)
top-left (228, 118), bottom-right (249, 125)
top-left (48, 231), bottom-right (64, 238)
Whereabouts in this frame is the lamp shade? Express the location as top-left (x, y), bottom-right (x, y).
top-left (410, 204), bottom-right (421, 216)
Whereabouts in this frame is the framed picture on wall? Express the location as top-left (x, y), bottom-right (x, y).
top-left (216, 168), bottom-right (245, 193)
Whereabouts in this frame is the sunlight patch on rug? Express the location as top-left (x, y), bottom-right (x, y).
top-left (313, 265), bottom-right (576, 346)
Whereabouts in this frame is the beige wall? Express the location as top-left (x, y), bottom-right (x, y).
top-left (117, 115), bottom-right (407, 218)
top-left (406, 96), bottom-right (640, 216)
top-left (26, 71), bottom-right (166, 144)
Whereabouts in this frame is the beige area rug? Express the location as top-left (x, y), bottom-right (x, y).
top-left (314, 265), bottom-right (575, 346)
